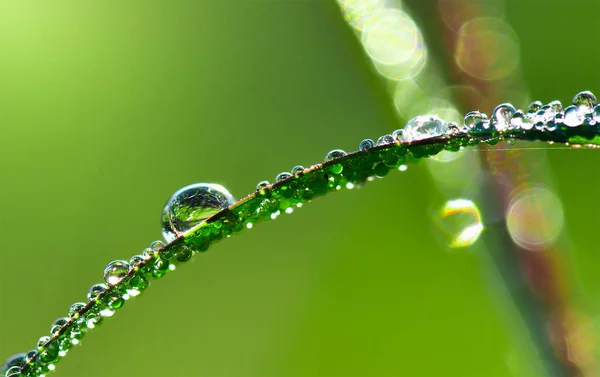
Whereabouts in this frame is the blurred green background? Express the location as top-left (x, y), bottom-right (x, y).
top-left (0, 1), bottom-right (599, 376)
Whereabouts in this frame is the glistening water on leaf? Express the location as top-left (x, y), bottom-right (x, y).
top-left (2, 91), bottom-right (599, 377)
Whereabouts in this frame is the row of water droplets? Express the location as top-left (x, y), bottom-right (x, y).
top-left (3, 90), bottom-right (598, 377)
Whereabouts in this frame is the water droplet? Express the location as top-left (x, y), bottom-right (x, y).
top-left (68, 302), bottom-right (85, 318)
top-left (391, 129), bottom-right (405, 142)
top-left (87, 283), bottom-right (107, 302)
top-left (129, 255), bottom-right (145, 269)
top-left (324, 149), bottom-right (347, 162)
top-left (527, 100), bottom-right (542, 113)
top-left (464, 111), bottom-right (488, 129)
top-left (1, 354), bottom-right (26, 374)
top-left (359, 138), bottom-right (375, 151)
top-left (275, 172), bottom-right (292, 182)
top-left (4, 366), bottom-right (22, 377)
top-left (510, 110), bottom-right (527, 129)
top-left (376, 134), bottom-right (394, 146)
top-left (564, 105), bottom-right (584, 127)
top-left (256, 181), bottom-right (270, 191)
top-left (103, 260), bottom-right (130, 285)
top-left (491, 103), bottom-right (516, 132)
top-left (572, 90), bottom-right (597, 112)
top-left (403, 115), bottom-right (449, 141)
top-left (548, 100), bottom-right (563, 113)
top-left (593, 105), bottom-right (600, 123)
top-left (37, 336), bottom-right (51, 350)
top-left (50, 317), bottom-right (69, 336)
top-left (291, 165), bottom-right (305, 174)
top-left (161, 183), bottom-right (236, 242)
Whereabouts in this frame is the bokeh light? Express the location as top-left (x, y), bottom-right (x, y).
top-left (435, 199), bottom-right (484, 249)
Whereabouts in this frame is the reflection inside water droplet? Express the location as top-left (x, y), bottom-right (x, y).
top-left (435, 199), bottom-right (483, 248)
top-left (161, 183), bottom-right (236, 242)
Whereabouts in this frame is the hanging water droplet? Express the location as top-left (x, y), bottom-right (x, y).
top-left (50, 317), bottom-right (69, 336)
top-left (291, 165), bottom-right (305, 174)
top-left (256, 181), bottom-right (270, 191)
top-left (491, 103), bottom-right (516, 132)
top-left (1, 353), bottom-right (26, 375)
top-left (403, 115), bottom-right (449, 141)
top-left (376, 134), bottom-right (394, 146)
top-left (572, 90), bottom-right (597, 112)
top-left (68, 302), bottom-right (85, 318)
top-left (161, 183), bottom-right (236, 242)
top-left (324, 149), bottom-right (347, 162)
top-left (275, 172), bottom-right (292, 182)
top-left (464, 111), bottom-right (488, 129)
top-left (564, 105), bottom-right (584, 127)
top-left (527, 101), bottom-right (542, 113)
top-left (548, 100), bottom-right (563, 113)
top-left (359, 138), bottom-right (375, 151)
top-left (87, 283), bottom-right (107, 302)
top-left (103, 260), bottom-right (130, 285)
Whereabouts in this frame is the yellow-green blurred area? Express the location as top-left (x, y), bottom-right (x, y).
top-left (0, 1), bottom-right (599, 377)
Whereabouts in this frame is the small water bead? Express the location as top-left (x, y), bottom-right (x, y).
top-left (572, 90), bottom-right (597, 112)
top-left (1, 354), bottom-right (26, 374)
top-left (593, 105), bottom-right (600, 122)
top-left (324, 149), bottom-right (347, 162)
top-left (275, 172), bottom-right (292, 182)
top-left (510, 110), bottom-right (533, 130)
top-left (161, 183), bottom-right (236, 242)
top-left (391, 129), bottom-right (405, 142)
top-left (376, 134), bottom-right (394, 146)
top-left (548, 100), bottom-right (563, 113)
top-left (359, 138), bottom-right (375, 151)
top-left (528, 101), bottom-right (542, 113)
top-left (129, 255), bottom-right (145, 269)
top-left (87, 283), bottom-right (107, 302)
top-left (464, 111), bottom-right (489, 129)
top-left (103, 260), bottom-right (130, 285)
top-left (291, 165), bottom-right (305, 174)
top-left (50, 317), bottom-right (69, 336)
top-left (256, 181), bottom-right (270, 191)
top-left (403, 115), bottom-right (449, 140)
top-left (68, 302), bottom-right (85, 318)
top-left (491, 103), bottom-right (516, 132)
top-left (564, 105), bottom-right (585, 127)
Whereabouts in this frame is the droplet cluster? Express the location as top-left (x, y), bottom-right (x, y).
top-left (4, 91), bottom-right (599, 377)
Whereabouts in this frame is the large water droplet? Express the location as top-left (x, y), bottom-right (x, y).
top-left (87, 283), bottom-right (107, 302)
top-left (103, 260), bottom-right (130, 285)
top-left (4, 366), bottom-right (23, 377)
top-left (359, 138), bottom-right (375, 151)
top-left (1, 353), bottom-right (26, 375)
top-left (161, 183), bottom-right (235, 242)
top-left (491, 103), bottom-right (516, 132)
top-left (564, 105), bottom-right (584, 127)
top-left (324, 149), bottom-right (347, 162)
top-left (403, 115), bottom-right (448, 141)
top-left (572, 90), bottom-right (597, 112)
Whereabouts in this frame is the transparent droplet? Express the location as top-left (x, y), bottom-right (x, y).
top-left (564, 105), bottom-right (584, 127)
top-left (403, 115), bottom-right (449, 141)
top-left (37, 336), bottom-right (51, 350)
top-left (87, 283), bottom-right (107, 302)
top-left (291, 165), bottom-right (305, 174)
top-left (129, 255), bottom-right (145, 269)
top-left (527, 100), bottom-right (542, 113)
top-left (256, 181), bottom-right (270, 191)
top-left (435, 199), bottom-right (484, 248)
top-left (464, 111), bottom-right (488, 129)
top-left (103, 260), bottom-right (130, 285)
top-left (275, 172), bottom-right (292, 182)
top-left (572, 90), bottom-right (597, 112)
top-left (1, 353), bottom-right (26, 374)
top-left (391, 129), bottom-right (404, 142)
top-left (324, 149), bottom-right (347, 162)
top-left (4, 366), bottom-right (22, 377)
top-left (50, 317), bottom-right (69, 336)
top-left (376, 134), bottom-right (394, 146)
top-left (491, 103), bottom-right (516, 132)
top-left (548, 100), bottom-right (563, 113)
top-left (68, 302), bottom-right (85, 318)
top-left (510, 110), bottom-right (525, 129)
top-left (593, 105), bottom-right (600, 123)
top-left (359, 138), bottom-right (375, 151)
top-left (161, 183), bottom-right (236, 242)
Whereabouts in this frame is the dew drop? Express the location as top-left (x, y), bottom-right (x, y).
top-left (359, 138), bottom-right (375, 151)
top-left (4, 366), bottom-right (22, 377)
top-left (376, 134), bottom-right (394, 146)
top-left (404, 115), bottom-right (449, 141)
top-left (564, 105), bottom-right (585, 127)
top-left (275, 172), bottom-right (292, 182)
top-left (491, 103), bottom-right (516, 132)
top-left (324, 149), bottom-right (347, 162)
top-left (87, 283), bottom-right (107, 302)
top-left (161, 183), bottom-right (236, 242)
top-left (50, 317), bottom-right (69, 336)
top-left (572, 90), bottom-right (597, 112)
top-left (548, 100), bottom-right (563, 113)
top-left (291, 165), bottom-right (305, 174)
top-left (103, 260), bottom-right (130, 285)
top-left (37, 336), bottom-right (51, 350)
top-left (464, 111), bottom-right (488, 129)
top-left (68, 302), bottom-right (85, 318)
top-left (1, 353), bottom-right (26, 375)
top-left (129, 255), bottom-right (145, 269)
top-left (527, 101), bottom-right (542, 113)
top-left (593, 105), bottom-right (600, 123)
top-left (391, 129), bottom-right (405, 142)
top-left (256, 181), bottom-right (270, 191)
